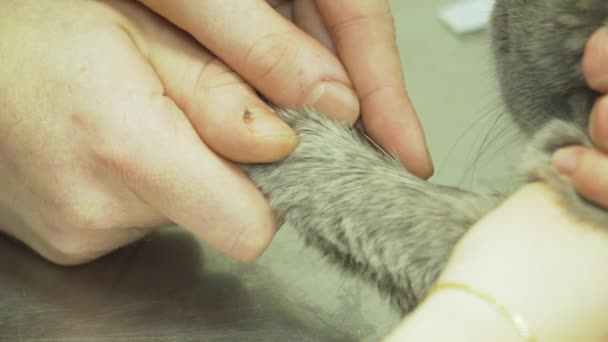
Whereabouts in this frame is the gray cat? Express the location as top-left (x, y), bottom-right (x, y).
top-left (242, 0), bottom-right (608, 316)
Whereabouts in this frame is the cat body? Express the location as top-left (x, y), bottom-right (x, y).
top-left (491, 0), bottom-right (605, 134)
top-left (242, 0), bottom-right (608, 315)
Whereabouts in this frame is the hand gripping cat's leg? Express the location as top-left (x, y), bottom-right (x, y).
top-left (241, 107), bottom-right (503, 315)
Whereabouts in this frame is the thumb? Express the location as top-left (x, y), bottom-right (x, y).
top-left (553, 146), bottom-right (608, 208)
top-left (126, 2), bottom-right (298, 164)
top-left (119, 95), bottom-right (277, 262)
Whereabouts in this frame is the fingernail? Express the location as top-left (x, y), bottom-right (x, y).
top-left (244, 107), bottom-right (297, 139)
top-left (553, 147), bottom-right (583, 175)
top-left (305, 81), bottom-right (360, 124)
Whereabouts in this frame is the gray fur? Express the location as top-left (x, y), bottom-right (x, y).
top-left (240, 0), bottom-right (608, 316)
top-left (490, 0), bottom-right (606, 134)
top-left (242, 108), bottom-right (503, 315)
top-left (492, 0), bottom-right (608, 226)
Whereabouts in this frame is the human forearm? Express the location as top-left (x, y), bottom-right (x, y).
top-left (386, 182), bottom-right (608, 341)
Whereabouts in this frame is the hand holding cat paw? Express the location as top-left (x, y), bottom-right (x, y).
top-left (552, 26), bottom-right (608, 207)
top-left (0, 0), bottom-right (284, 265)
top-left (136, 0), bottom-right (434, 178)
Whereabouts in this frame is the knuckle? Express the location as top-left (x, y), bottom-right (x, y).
top-left (93, 146), bottom-right (140, 192)
top-left (359, 84), bottom-right (401, 108)
top-left (45, 233), bottom-right (95, 265)
top-left (40, 185), bottom-right (121, 233)
top-left (89, 98), bottom-right (169, 193)
top-left (199, 58), bottom-right (244, 89)
top-left (39, 202), bottom-right (120, 264)
top-left (328, 9), bottom-right (396, 43)
top-left (37, 217), bottom-right (98, 264)
top-left (189, 58), bottom-right (246, 111)
top-left (243, 32), bottom-right (299, 83)
top-left (43, 200), bottom-right (106, 232)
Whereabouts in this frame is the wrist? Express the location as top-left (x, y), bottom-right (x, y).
top-left (445, 182), bottom-right (608, 341)
top-left (388, 182), bottom-right (608, 341)
top-left (384, 283), bottom-right (523, 341)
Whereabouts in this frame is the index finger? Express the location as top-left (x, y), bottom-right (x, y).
top-left (137, 0), bottom-right (360, 124)
top-left (315, 0), bottom-right (433, 178)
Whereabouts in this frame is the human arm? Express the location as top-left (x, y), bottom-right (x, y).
top-left (386, 182), bottom-right (608, 341)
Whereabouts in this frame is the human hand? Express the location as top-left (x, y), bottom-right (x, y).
top-left (552, 27), bottom-right (608, 206)
top-left (136, 0), bottom-right (434, 178)
top-left (0, 0), bottom-right (292, 265)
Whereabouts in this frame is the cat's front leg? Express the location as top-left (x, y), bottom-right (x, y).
top-left (241, 107), bottom-right (503, 314)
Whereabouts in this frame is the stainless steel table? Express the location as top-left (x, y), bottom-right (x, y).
top-left (0, 226), bottom-right (399, 341)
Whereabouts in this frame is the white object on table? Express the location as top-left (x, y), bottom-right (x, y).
top-left (438, 0), bottom-right (496, 34)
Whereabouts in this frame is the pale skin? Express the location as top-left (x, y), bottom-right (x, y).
top-left (386, 182), bottom-right (608, 341)
top-left (0, 0), bottom-right (431, 265)
top-left (554, 26), bottom-right (608, 208)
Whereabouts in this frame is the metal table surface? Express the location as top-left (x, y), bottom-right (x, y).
top-left (0, 226), bottom-right (399, 341)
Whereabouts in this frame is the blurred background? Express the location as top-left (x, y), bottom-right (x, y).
top-left (0, 0), bottom-right (523, 341)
